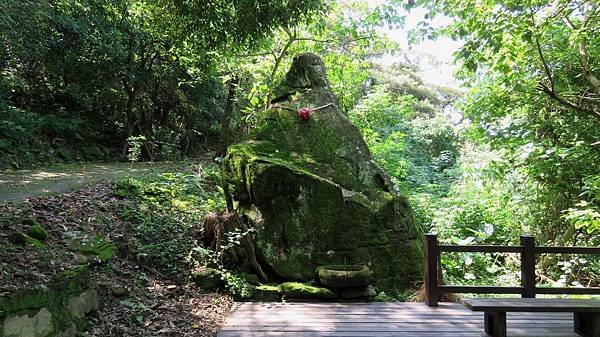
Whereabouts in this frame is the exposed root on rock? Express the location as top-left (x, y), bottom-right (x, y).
top-left (202, 211), bottom-right (267, 281)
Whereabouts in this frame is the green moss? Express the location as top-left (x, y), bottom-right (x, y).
top-left (25, 235), bottom-right (46, 248)
top-left (0, 266), bottom-right (90, 320)
top-left (27, 225), bottom-right (49, 241)
top-left (8, 231), bottom-right (46, 248)
top-left (70, 236), bottom-right (116, 262)
top-left (252, 284), bottom-right (280, 301)
top-left (56, 265), bottom-right (89, 281)
top-left (222, 141), bottom-right (421, 289)
top-left (0, 288), bottom-right (53, 318)
top-left (316, 265), bottom-right (372, 288)
top-left (277, 282), bottom-right (337, 299)
top-left (8, 231), bottom-right (27, 245)
top-left (22, 217), bottom-right (40, 227)
top-left (256, 284), bottom-right (279, 292)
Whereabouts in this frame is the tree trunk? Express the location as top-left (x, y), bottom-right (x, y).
top-left (216, 75), bottom-right (239, 156)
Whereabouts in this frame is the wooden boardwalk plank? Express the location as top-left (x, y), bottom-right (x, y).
top-left (217, 302), bottom-right (577, 337)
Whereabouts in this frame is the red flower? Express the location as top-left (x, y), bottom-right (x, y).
top-left (298, 107), bottom-right (312, 121)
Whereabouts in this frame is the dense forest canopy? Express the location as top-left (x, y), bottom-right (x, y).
top-left (1, 0), bottom-right (599, 292)
top-left (0, 0), bottom-right (325, 165)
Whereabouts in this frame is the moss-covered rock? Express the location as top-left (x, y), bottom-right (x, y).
top-left (316, 265), bottom-right (371, 288)
top-left (8, 231), bottom-right (46, 248)
top-left (2, 307), bottom-right (54, 337)
top-left (22, 218), bottom-right (40, 227)
top-left (8, 231), bottom-right (28, 245)
top-left (221, 53), bottom-right (420, 291)
top-left (252, 285), bottom-right (280, 301)
top-left (277, 282), bottom-right (336, 299)
top-left (27, 225), bottom-right (49, 241)
top-left (0, 266), bottom-right (95, 336)
top-left (69, 236), bottom-right (116, 262)
top-left (191, 268), bottom-right (223, 291)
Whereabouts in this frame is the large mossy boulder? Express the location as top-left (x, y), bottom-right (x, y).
top-left (221, 53), bottom-right (420, 291)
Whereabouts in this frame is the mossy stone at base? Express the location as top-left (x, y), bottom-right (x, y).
top-left (27, 225), bottom-right (49, 241)
top-left (252, 285), bottom-right (280, 301)
top-left (2, 307), bottom-right (54, 337)
top-left (0, 266), bottom-right (95, 337)
top-left (191, 268), bottom-right (223, 291)
top-left (278, 282), bottom-right (337, 299)
top-left (67, 289), bottom-right (99, 320)
top-left (69, 236), bottom-right (116, 262)
top-left (316, 265), bottom-right (371, 288)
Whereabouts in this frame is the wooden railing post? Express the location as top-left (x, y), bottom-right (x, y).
top-left (424, 233), bottom-right (439, 307)
top-left (520, 235), bottom-right (536, 298)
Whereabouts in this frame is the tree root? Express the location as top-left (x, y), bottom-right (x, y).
top-left (202, 211), bottom-right (267, 281)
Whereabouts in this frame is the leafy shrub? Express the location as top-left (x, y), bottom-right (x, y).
top-left (116, 163), bottom-right (226, 280)
top-left (0, 101), bottom-right (115, 168)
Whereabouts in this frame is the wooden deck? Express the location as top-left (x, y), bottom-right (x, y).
top-left (218, 302), bottom-right (578, 337)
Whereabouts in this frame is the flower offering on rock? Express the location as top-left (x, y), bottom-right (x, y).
top-left (298, 107), bottom-right (311, 121)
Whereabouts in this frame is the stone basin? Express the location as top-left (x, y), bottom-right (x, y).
top-left (316, 265), bottom-right (371, 288)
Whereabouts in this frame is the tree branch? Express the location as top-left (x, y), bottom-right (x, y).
top-left (235, 51), bottom-right (274, 58)
top-left (265, 27), bottom-right (298, 108)
top-left (534, 35), bottom-right (555, 93)
top-left (563, 7), bottom-right (600, 94)
top-left (538, 82), bottom-right (600, 121)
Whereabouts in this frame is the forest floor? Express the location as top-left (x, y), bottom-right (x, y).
top-left (0, 157), bottom-right (235, 336)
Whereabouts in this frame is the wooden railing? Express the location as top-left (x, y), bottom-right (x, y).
top-left (423, 233), bottom-right (600, 307)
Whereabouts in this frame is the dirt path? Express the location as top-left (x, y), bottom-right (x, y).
top-left (0, 161), bottom-right (203, 202)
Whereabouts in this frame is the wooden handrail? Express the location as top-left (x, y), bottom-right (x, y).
top-left (439, 245), bottom-right (522, 253)
top-left (423, 233), bottom-right (600, 307)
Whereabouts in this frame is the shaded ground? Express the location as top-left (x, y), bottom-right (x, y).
top-left (0, 158), bottom-right (234, 336)
top-left (0, 182), bottom-right (232, 336)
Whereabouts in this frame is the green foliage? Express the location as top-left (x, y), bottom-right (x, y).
top-left (350, 85), bottom-right (415, 183)
top-left (220, 271), bottom-right (253, 299)
top-left (230, 0), bottom-right (403, 136)
top-left (404, 0), bottom-right (600, 287)
top-left (349, 65), bottom-right (461, 209)
top-left (0, 0), bottom-right (325, 168)
top-left (116, 163), bottom-right (225, 280)
top-left (126, 136), bottom-right (146, 163)
top-left (372, 291), bottom-right (397, 302)
top-left (0, 103), bottom-right (106, 168)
